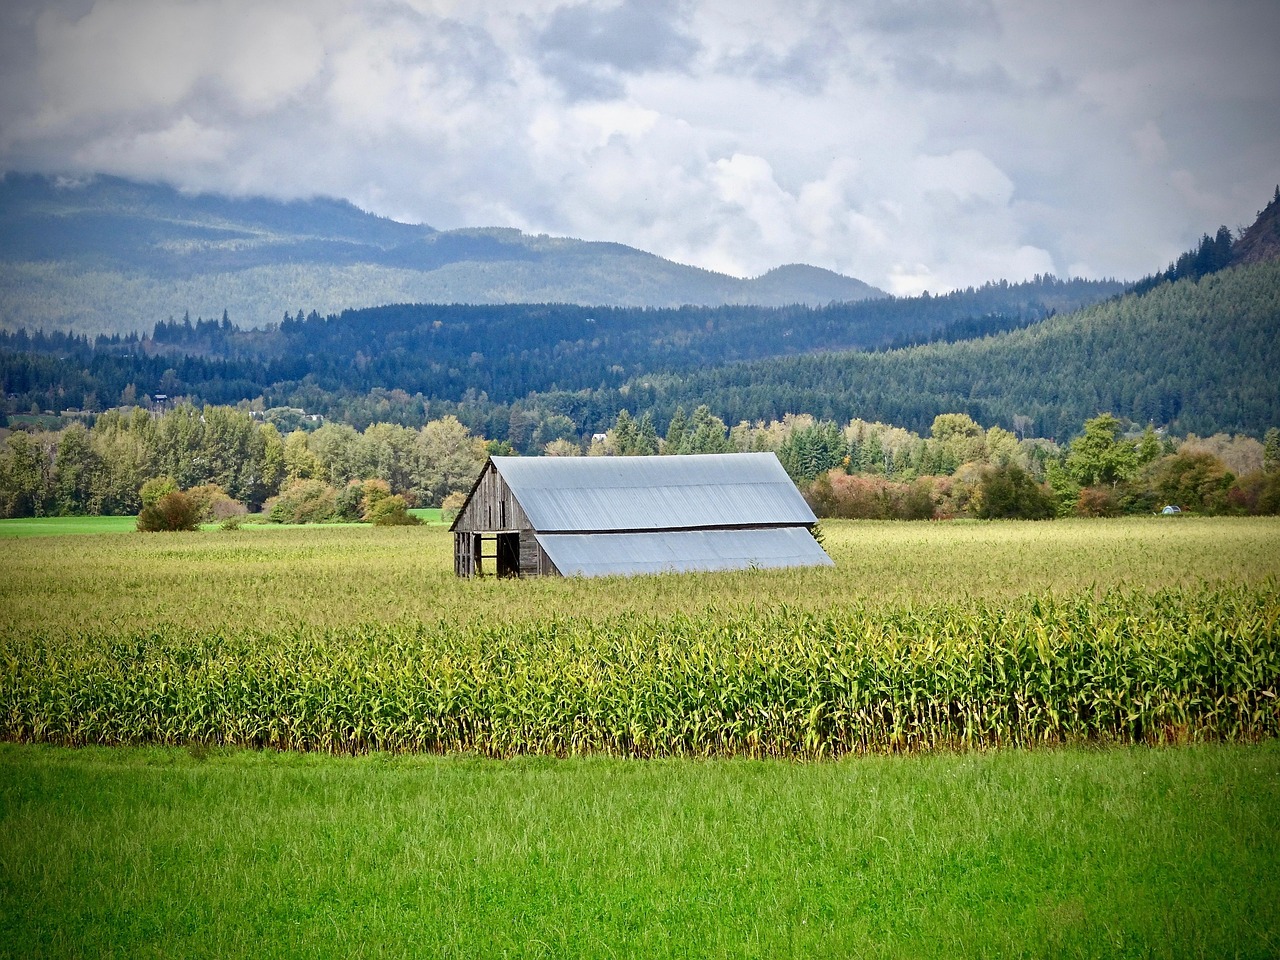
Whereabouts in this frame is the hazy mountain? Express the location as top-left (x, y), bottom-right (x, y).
top-left (0, 173), bottom-right (884, 335)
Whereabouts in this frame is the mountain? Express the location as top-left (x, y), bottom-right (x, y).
top-left (0, 173), bottom-right (883, 335)
top-left (581, 258), bottom-right (1280, 440)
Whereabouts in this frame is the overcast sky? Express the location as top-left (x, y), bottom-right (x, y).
top-left (2, 0), bottom-right (1277, 294)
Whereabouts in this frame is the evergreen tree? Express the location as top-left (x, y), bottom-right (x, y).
top-left (634, 412), bottom-right (659, 456)
top-left (664, 406), bottom-right (688, 453)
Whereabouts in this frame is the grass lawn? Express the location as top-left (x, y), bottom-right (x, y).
top-left (1, 742), bottom-right (1276, 959)
top-left (0, 507), bottom-right (447, 539)
top-left (0, 515), bottom-right (138, 537)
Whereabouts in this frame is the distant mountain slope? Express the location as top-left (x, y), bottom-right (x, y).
top-left (0, 275), bottom-right (1124, 427)
top-left (588, 259), bottom-right (1280, 439)
top-left (0, 173), bottom-right (883, 335)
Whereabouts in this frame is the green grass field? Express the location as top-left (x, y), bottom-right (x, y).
top-left (2, 742), bottom-right (1277, 959)
top-left (1, 518), bottom-right (1277, 956)
top-left (0, 508), bottom-right (446, 538)
top-left (0, 514), bottom-right (138, 537)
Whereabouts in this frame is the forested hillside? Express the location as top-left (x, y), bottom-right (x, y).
top-left (571, 260), bottom-right (1279, 440)
top-left (0, 275), bottom-right (1121, 431)
top-left (0, 174), bottom-right (883, 335)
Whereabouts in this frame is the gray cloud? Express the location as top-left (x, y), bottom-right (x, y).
top-left (0, 0), bottom-right (1277, 293)
top-left (537, 0), bottom-right (700, 98)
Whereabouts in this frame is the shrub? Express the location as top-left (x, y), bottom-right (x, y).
top-left (977, 465), bottom-right (1056, 520)
top-left (358, 479), bottom-right (392, 521)
top-left (1227, 470), bottom-right (1280, 515)
top-left (139, 476), bottom-right (177, 508)
top-left (807, 472), bottom-right (940, 520)
top-left (1075, 486), bottom-right (1122, 518)
top-left (136, 491), bottom-right (201, 532)
top-left (368, 494), bottom-right (421, 526)
top-left (186, 483), bottom-right (246, 523)
top-left (266, 479), bottom-right (337, 524)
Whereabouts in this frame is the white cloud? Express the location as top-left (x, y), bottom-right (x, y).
top-left (1, 0), bottom-right (1278, 291)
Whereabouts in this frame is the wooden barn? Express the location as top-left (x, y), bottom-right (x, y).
top-left (450, 452), bottom-right (832, 578)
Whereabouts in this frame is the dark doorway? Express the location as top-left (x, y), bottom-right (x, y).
top-left (497, 533), bottom-right (520, 577)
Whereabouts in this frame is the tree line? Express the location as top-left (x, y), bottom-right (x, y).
top-left (0, 405), bottom-right (489, 519)
top-left (3, 399), bottom-right (1277, 522)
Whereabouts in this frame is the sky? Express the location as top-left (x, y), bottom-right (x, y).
top-left (1, 0), bottom-right (1278, 295)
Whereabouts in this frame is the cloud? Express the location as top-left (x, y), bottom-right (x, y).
top-left (537, 0), bottom-right (700, 99)
top-left (0, 0), bottom-right (1277, 292)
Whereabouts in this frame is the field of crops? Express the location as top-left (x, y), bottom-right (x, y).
top-left (3, 518), bottom-right (1278, 756)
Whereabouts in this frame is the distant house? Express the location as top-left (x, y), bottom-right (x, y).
top-left (450, 452), bottom-right (832, 578)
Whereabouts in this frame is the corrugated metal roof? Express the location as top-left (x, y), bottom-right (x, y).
top-left (536, 527), bottom-right (833, 578)
top-left (491, 453), bottom-right (816, 532)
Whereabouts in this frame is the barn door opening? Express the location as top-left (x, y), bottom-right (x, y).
top-left (496, 533), bottom-right (520, 578)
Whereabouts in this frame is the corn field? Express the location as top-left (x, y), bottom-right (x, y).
top-left (2, 584), bottom-right (1276, 756)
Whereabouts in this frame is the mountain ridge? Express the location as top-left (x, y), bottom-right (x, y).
top-left (0, 173), bottom-right (884, 334)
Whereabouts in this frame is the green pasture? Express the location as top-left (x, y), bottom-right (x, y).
top-left (1, 742), bottom-right (1277, 959)
top-left (0, 507), bottom-right (446, 539)
top-left (0, 514), bottom-right (138, 537)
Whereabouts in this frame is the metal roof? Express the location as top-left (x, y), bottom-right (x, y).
top-left (536, 527), bottom-right (833, 578)
top-left (491, 453), bottom-right (816, 532)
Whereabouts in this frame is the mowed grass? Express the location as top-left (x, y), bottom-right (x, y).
top-left (0, 508), bottom-right (445, 541)
top-left (0, 515), bottom-right (138, 537)
top-left (2, 743), bottom-right (1278, 960)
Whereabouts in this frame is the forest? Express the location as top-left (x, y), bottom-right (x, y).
top-left (0, 274), bottom-right (1118, 431)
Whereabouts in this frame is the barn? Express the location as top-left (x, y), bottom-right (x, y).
top-left (450, 452), bottom-right (832, 578)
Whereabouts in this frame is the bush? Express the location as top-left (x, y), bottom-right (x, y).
top-left (1075, 486), bottom-right (1122, 518)
top-left (807, 472), bottom-right (940, 520)
top-left (1227, 470), bottom-right (1280, 515)
top-left (266, 479), bottom-right (337, 524)
top-left (186, 483), bottom-right (246, 523)
top-left (367, 494), bottom-right (421, 526)
top-left (139, 476), bottom-right (177, 508)
top-left (977, 465), bottom-right (1056, 520)
top-left (136, 491), bottom-right (201, 532)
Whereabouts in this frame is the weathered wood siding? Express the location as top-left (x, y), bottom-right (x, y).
top-left (454, 462), bottom-right (530, 534)
top-left (520, 530), bottom-right (557, 577)
top-left (453, 463), bottom-right (553, 577)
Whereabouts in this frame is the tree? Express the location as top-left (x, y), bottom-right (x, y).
top-left (52, 424), bottom-right (102, 515)
top-left (1151, 452), bottom-right (1234, 513)
top-left (1136, 425), bottom-right (1162, 466)
top-left (140, 475), bottom-right (178, 507)
top-left (283, 429), bottom-right (323, 484)
top-left (1263, 428), bottom-right (1279, 473)
top-left (0, 432), bottom-right (54, 517)
top-left (413, 415), bottom-right (486, 506)
top-left (682, 405), bottom-right (733, 454)
top-left (976, 464), bottom-right (1055, 519)
top-left (1065, 414), bottom-right (1138, 487)
top-left (931, 413), bottom-right (986, 464)
top-left (634, 412), bottom-right (660, 456)
top-left (664, 407), bottom-right (688, 453)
